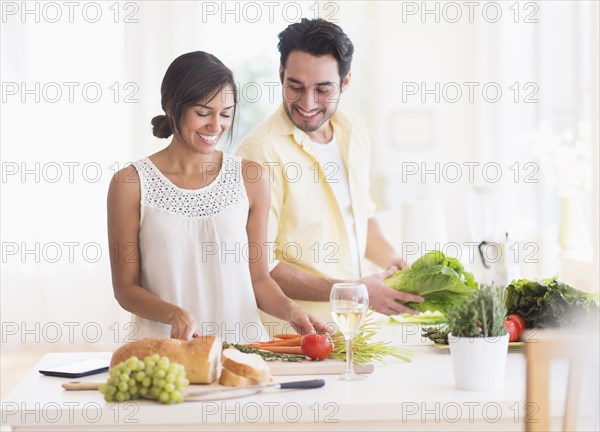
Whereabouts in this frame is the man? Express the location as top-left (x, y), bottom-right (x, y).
top-left (236, 18), bottom-right (422, 328)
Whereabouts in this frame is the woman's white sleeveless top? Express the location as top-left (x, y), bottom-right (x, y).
top-left (131, 153), bottom-right (267, 343)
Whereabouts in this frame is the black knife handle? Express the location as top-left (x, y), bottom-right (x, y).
top-left (279, 379), bottom-right (325, 390)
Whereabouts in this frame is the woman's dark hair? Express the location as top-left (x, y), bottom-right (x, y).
top-left (151, 51), bottom-right (237, 141)
top-left (277, 18), bottom-right (354, 81)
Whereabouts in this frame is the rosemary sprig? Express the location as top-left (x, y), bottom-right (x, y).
top-left (446, 284), bottom-right (507, 338)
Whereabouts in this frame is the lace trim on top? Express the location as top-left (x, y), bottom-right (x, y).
top-left (134, 154), bottom-right (246, 218)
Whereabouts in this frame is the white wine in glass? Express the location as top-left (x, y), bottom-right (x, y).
top-left (329, 283), bottom-right (369, 381)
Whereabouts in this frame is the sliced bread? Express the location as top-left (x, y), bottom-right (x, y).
top-left (221, 347), bottom-right (271, 384)
top-left (219, 367), bottom-right (256, 387)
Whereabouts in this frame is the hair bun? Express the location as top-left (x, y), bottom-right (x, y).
top-left (151, 114), bottom-right (172, 139)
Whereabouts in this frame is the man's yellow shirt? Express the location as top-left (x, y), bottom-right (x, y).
top-left (236, 105), bottom-right (376, 329)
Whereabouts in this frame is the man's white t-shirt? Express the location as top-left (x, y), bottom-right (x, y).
top-left (311, 134), bottom-right (361, 279)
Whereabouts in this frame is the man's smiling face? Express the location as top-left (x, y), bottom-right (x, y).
top-left (280, 50), bottom-right (350, 143)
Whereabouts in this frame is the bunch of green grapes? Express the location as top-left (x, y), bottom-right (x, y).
top-left (99, 354), bottom-right (189, 404)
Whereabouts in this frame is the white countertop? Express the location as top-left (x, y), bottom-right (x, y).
top-left (1, 323), bottom-right (596, 431)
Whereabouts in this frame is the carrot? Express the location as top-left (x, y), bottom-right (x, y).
top-left (274, 333), bottom-right (300, 340)
top-left (268, 339), bottom-right (301, 347)
top-left (250, 341), bottom-right (291, 349)
top-left (253, 339), bottom-right (301, 348)
top-left (258, 346), bottom-right (304, 355)
top-left (281, 338), bottom-right (301, 346)
top-left (248, 334), bottom-right (303, 350)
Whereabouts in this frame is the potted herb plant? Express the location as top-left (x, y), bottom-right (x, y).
top-left (446, 284), bottom-right (509, 390)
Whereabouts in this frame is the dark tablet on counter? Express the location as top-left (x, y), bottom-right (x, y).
top-left (39, 358), bottom-right (109, 378)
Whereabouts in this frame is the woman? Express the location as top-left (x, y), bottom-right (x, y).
top-left (107, 51), bottom-right (326, 342)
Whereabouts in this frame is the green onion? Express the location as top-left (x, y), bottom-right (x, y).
top-left (328, 310), bottom-right (414, 364)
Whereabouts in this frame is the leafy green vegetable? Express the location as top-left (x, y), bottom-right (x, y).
top-left (505, 277), bottom-right (599, 328)
top-left (385, 250), bottom-right (477, 313)
top-left (446, 284), bottom-right (507, 337)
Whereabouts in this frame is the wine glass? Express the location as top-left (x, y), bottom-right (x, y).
top-left (329, 282), bottom-right (369, 381)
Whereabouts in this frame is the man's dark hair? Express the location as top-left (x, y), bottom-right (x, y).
top-left (277, 18), bottom-right (354, 80)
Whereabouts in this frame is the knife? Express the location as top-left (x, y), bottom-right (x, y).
top-left (186, 378), bottom-right (325, 397)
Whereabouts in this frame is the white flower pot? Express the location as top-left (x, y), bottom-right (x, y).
top-left (448, 332), bottom-right (509, 391)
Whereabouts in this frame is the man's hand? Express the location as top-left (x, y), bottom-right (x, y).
top-left (388, 255), bottom-right (408, 271)
top-left (383, 255), bottom-right (408, 270)
top-left (359, 266), bottom-right (424, 315)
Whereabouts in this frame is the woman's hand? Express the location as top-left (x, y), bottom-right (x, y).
top-left (287, 304), bottom-right (332, 335)
top-left (169, 307), bottom-right (201, 340)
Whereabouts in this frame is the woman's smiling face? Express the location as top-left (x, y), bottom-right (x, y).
top-left (176, 84), bottom-right (235, 154)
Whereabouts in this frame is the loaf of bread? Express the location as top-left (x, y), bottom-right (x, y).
top-left (110, 336), bottom-right (222, 384)
top-left (219, 347), bottom-right (272, 387)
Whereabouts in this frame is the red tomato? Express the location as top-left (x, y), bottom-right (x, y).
top-left (507, 314), bottom-right (526, 331)
top-left (504, 319), bottom-right (520, 342)
top-left (301, 334), bottom-right (333, 361)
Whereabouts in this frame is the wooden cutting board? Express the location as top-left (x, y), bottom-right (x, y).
top-left (269, 359), bottom-right (374, 376)
top-left (62, 362), bottom-right (374, 394)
